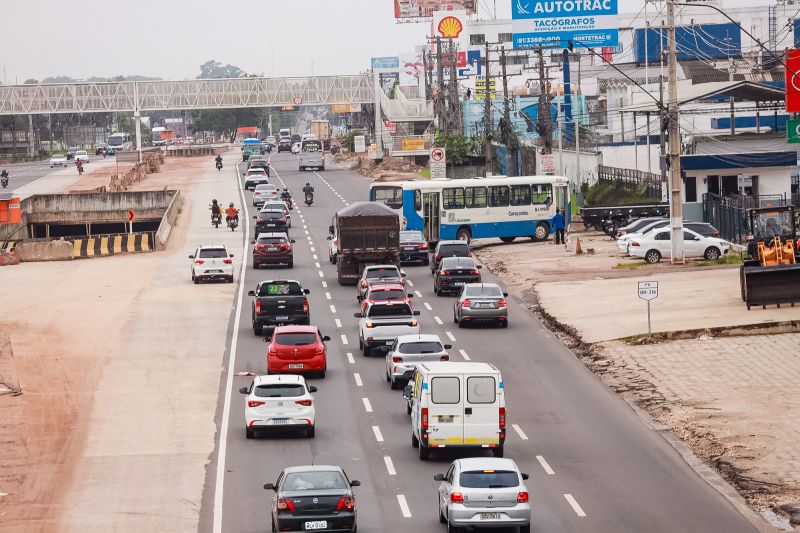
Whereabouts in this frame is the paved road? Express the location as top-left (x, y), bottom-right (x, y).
top-left (204, 152), bottom-right (758, 533)
top-left (0, 154), bottom-right (107, 193)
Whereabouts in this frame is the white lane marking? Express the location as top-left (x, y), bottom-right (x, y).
top-left (329, 304), bottom-right (337, 313)
top-left (384, 456), bottom-right (396, 476)
top-left (423, 302), bottom-right (433, 311)
top-left (414, 290), bottom-right (423, 298)
top-left (354, 373), bottom-right (363, 387)
top-left (362, 397), bottom-right (373, 413)
top-left (315, 262), bottom-right (321, 268)
top-left (536, 455), bottom-right (555, 475)
top-left (321, 280), bottom-right (327, 288)
top-left (303, 225), bottom-right (307, 229)
top-left (396, 494), bottom-right (412, 518)
top-left (213, 160), bottom-right (251, 533)
top-left (564, 494), bottom-right (586, 517)
top-left (335, 318), bottom-right (342, 328)
top-left (458, 349), bottom-right (470, 361)
top-left (318, 270), bottom-right (325, 278)
top-left (434, 316), bottom-right (443, 325)
top-left (310, 247), bottom-right (316, 253)
top-left (346, 352), bottom-right (355, 364)
top-left (446, 331), bottom-right (456, 342)
top-left (513, 424), bottom-right (529, 441)
top-left (372, 425), bottom-right (383, 441)
top-left (325, 292), bottom-right (332, 300)
top-left (312, 254), bottom-right (318, 260)
top-left (407, 279), bottom-right (414, 287)
top-left (340, 334), bottom-right (348, 345)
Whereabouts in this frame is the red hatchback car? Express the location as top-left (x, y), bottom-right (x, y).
top-left (360, 283), bottom-right (413, 313)
top-left (267, 326), bottom-right (330, 378)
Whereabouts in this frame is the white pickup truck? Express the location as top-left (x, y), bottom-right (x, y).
top-left (355, 301), bottom-right (420, 357)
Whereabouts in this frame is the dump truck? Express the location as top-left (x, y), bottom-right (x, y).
top-left (329, 202), bottom-right (400, 286)
top-left (310, 120), bottom-right (331, 150)
top-left (740, 205), bottom-right (800, 310)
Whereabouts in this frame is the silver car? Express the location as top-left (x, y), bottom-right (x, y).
top-left (453, 283), bottom-right (509, 328)
top-left (381, 334), bottom-right (451, 389)
top-left (435, 457), bottom-right (531, 532)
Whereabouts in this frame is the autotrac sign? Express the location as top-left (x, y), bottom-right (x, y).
top-left (512, 0), bottom-right (619, 49)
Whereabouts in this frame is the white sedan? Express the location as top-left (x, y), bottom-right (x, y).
top-left (384, 334), bottom-right (451, 389)
top-left (628, 228), bottom-right (731, 264)
top-left (189, 245), bottom-right (235, 283)
top-left (291, 142), bottom-right (301, 154)
top-left (49, 154), bottom-right (68, 167)
top-left (74, 150), bottom-right (90, 163)
top-left (239, 374), bottom-right (317, 439)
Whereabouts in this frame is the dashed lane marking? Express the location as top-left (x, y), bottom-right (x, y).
top-left (362, 397), bottom-right (373, 413)
top-left (384, 456), bottom-right (396, 476)
top-left (329, 304), bottom-right (337, 313)
top-left (512, 424), bottom-right (529, 441)
top-left (434, 316), bottom-right (443, 325)
top-left (459, 349), bottom-right (471, 361)
top-left (313, 254), bottom-right (318, 260)
top-left (536, 455), bottom-right (555, 475)
top-left (423, 302), bottom-right (433, 311)
top-left (321, 281), bottom-right (327, 288)
top-left (414, 290), bottom-right (423, 298)
top-left (315, 262), bottom-right (321, 268)
top-left (354, 373), bottom-right (363, 387)
top-left (564, 494), bottom-right (586, 517)
top-left (335, 318), bottom-right (342, 328)
top-left (340, 334), bottom-right (348, 345)
top-left (372, 425), bottom-right (383, 441)
top-left (446, 331), bottom-right (456, 342)
top-left (326, 292), bottom-right (332, 300)
top-left (396, 495), bottom-right (412, 518)
top-left (318, 271), bottom-right (325, 278)
top-left (310, 247), bottom-right (316, 253)
top-left (407, 279), bottom-right (414, 287)
top-left (346, 352), bottom-right (355, 364)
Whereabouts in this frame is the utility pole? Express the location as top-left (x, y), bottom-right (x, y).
top-left (484, 41), bottom-right (493, 175)
top-left (667, 0), bottom-right (684, 263)
top-left (448, 37), bottom-right (462, 135)
top-left (536, 46), bottom-right (553, 154)
top-left (500, 45), bottom-right (514, 176)
top-left (436, 37), bottom-right (447, 135)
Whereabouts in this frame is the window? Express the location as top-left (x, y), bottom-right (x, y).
top-left (399, 341), bottom-right (444, 354)
top-left (470, 33), bottom-right (486, 45)
top-left (498, 32), bottom-right (513, 43)
top-left (431, 376), bottom-right (460, 404)
top-left (510, 185), bottom-right (531, 206)
top-left (467, 376), bottom-right (496, 404)
top-left (257, 281), bottom-right (303, 296)
top-left (460, 470), bottom-right (519, 488)
top-left (414, 189), bottom-right (422, 211)
top-left (254, 384), bottom-right (305, 398)
top-left (367, 304), bottom-right (412, 318)
top-left (465, 186), bottom-right (487, 208)
top-left (443, 187), bottom-right (465, 209)
top-left (531, 184), bottom-right (552, 204)
top-left (198, 248), bottom-right (228, 258)
top-left (683, 231), bottom-right (698, 241)
top-left (684, 176), bottom-right (697, 202)
top-left (274, 333), bottom-right (317, 346)
top-left (372, 186), bottom-right (403, 209)
top-left (654, 231), bottom-right (670, 241)
top-left (283, 472), bottom-right (347, 491)
top-left (489, 186), bottom-right (509, 207)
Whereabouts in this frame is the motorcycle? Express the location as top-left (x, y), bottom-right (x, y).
top-left (305, 192), bottom-right (314, 207)
top-left (1, 176), bottom-right (8, 189)
top-left (76, 164), bottom-right (84, 175)
top-left (211, 211), bottom-right (222, 228)
top-left (227, 216), bottom-right (238, 232)
top-left (216, 160), bottom-right (223, 171)
top-left (284, 195), bottom-right (294, 210)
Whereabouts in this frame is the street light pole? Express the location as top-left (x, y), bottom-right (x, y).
top-left (667, 0), bottom-right (684, 263)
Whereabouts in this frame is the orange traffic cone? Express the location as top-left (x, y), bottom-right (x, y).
top-left (575, 238), bottom-right (583, 255)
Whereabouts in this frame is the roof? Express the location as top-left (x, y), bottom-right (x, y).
top-left (273, 325), bottom-right (318, 333)
top-left (254, 374), bottom-right (305, 385)
top-left (621, 81), bottom-right (785, 114)
top-left (681, 151), bottom-right (797, 171)
top-left (396, 333), bottom-right (444, 343)
top-left (418, 361), bottom-right (499, 374)
top-left (457, 457), bottom-right (518, 471)
top-left (337, 201), bottom-right (397, 218)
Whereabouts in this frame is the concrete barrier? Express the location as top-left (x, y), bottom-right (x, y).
top-left (72, 233), bottom-right (153, 259)
top-left (15, 239), bottom-right (73, 262)
top-left (155, 190), bottom-right (183, 251)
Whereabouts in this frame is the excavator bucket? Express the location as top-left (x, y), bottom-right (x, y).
top-left (741, 262), bottom-right (800, 309)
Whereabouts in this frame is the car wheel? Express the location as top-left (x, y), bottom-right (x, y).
top-left (319, 368), bottom-right (326, 379)
top-left (390, 378), bottom-right (403, 390)
top-left (501, 320), bottom-right (508, 328)
top-left (519, 524), bottom-right (531, 533)
top-left (419, 443), bottom-right (430, 460)
top-left (645, 249), bottom-right (662, 264)
top-left (253, 322), bottom-right (262, 336)
top-left (453, 312), bottom-right (458, 324)
top-left (456, 227), bottom-right (471, 244)
top-left (227, 276), bottom-right (234, 283)
top-left (246, 427), bottom-right (254, 439)
top-left (407, 402), bottom-right (412, 415)
top-left (492, 446), bottom-right (504, 458)
top-left (288, 259), bottom-right (294, 268)
top-left (704, 247), bottom-right (721, 261)
top-left (193, 275), bottom-right (200, 285)
top-left (307, 425), bottom-right (315, 438)
top-left (439, 504), bottom-right (447, 524)
top-left (447, 518), bottom-right (462, 533)
top-left (411, 432), bottom-right (419, 448)
top-left (457, 318), bottom-right (464, 328)
top-left (362, 343), bottom-right (370, 357)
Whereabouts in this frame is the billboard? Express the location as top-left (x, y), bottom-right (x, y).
top-left (399, 53), bottom-right (425, 86)
top-left (394, 0), bottom-right (476, 19)
top-left (512, 0), bottom-right (618, 49)
top-left (332, 103), bottom-right (363, 113)
top-left (786, 49), bottom-right (800, 112)
top-left (371, 56), bottom-right (400, 70)
top-left (634, 23), bottom-right (741, 63)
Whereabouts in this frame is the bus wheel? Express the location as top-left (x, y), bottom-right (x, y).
top-left (456, 227), bottom-right (471, 244)
top-left (532, 222), bottom-right (549, 242)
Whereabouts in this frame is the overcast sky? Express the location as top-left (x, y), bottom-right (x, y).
top-left (4, 0), bottom-right (761, 83)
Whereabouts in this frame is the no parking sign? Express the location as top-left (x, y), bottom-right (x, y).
top-left (430, 147), bottom-right (446, 179)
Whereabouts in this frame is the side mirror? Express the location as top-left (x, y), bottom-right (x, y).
top-left (407, 293), bottom-right (414, 298)
top-left (264, 336), bottom-right (271, 343)
top-left (322, 336), bottom-right (331, 342)
top-left (248, 290), bottom-right (256, 296)
top-left (433, 474), bottom-right (445, 481)
top-left (303, 289), bottom-right (311, 295)
top-left (263, 483), bottom-right (276, 491)
top-left (503, 292), bottom-right (509, 297)
top-left (402, 383), bottom-right (413, 399)
top-left (253, 215), bottom-right (258, 219)
top-left (290, 239), bottom-right (296, 243)
top-left (188, 255), bottom-right (195, 259)
top-left (413, 310), bottom-right (421, 316)
top-left (694, 237), bottom-right (701, 241)
top-left (229, 254), bottom-right (234, 258)
top-left (326, 235), bottom-right (332, 240)
top-left (444, 344), bottom-right (452, 349)
top-left (353, 312), bottom-right (362, 318)
top-left (238, 387), bottom-right (249, 394)
top-left (477, 265), bottom-right (483, 269)
top-left (350, 480), bottom-right (361, 487)
top-left (328, 225), bottom-right (334, 234)
top-left (308, 386), bottom-right (318, 393)
top-left (250, 240), bottom-right (256, 245)
top-left (521, 473), bottom-right (529, 480)
top-left (400, 270), bottom-right (407, 276)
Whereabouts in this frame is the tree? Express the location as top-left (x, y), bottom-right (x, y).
top-left (198, 60), bottom-right (246, 80)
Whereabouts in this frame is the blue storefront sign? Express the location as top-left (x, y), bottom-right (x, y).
top-left (512, 0), bottom-right (619, 49)
top-left (371, 56), bottom-right (400, 70)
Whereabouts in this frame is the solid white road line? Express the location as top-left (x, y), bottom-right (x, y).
top-left (335, 318), bottom-right (342, 328)
top-left (434, 316), bottom-right (443, 325)
top-left (512, 424), bottom-right (529, 441)
top-left (329, 304), bottom-right (337, 313)
top-left (564, 494), bottom-right (586, 517)
top-left (384, 456), bottom-right (396, 476)
top-left (372, 425), bottom-right (383, 442)
top-left (362, 397), bottom-right (373, 413)
top-left (459, 349), bottom-right (471, 361)
top-left (354, 373), bottom-right (363, 387)
top-left (415, 290), bottom-right (423, 298)
top-left (446, 331), bottom-right (456, 342)
top-left (346, 352), bottom-right (355, 364)
top-left (536, 455), bottom-right (555, 475)
top-left (396, 495), bottom-right (412, 518)
top-left (325, 292), bottom-right (332, 300)
top-left (423, 302), bottom-right (433, 311)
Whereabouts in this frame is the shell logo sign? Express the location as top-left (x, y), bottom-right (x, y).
top-left (437, 16), bottom-right (463, 38)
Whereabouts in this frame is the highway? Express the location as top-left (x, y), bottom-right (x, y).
top-left (204, 151), bottom-right (758, 533)
top-left (1, 154), bottom-right (106, 193)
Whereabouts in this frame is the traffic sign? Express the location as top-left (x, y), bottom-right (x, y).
top-left (539, 153), bottom-right (556, 174)
top-left (788, 119), bottom-right (800, 143)
top-left (127, 210), bottom-right (135, 222)
top-left (293, 96), bottom-right (303, 105)
top-left (638, 281), bottom-right (658, 335)
top-left (430, 147), bottom-right (446, 179)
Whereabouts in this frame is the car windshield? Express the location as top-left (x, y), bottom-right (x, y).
top-left (441, 258), bottom-right (474, 269)
top-left (260, 212), bottom-right (284, 220)
top-left (368, 303), bottom-right (412, 317)
top-left (753, 210), bottom-right (793, 238)
top-left (282, 471), bottom-right (347, 491)
top-left (248, 169), bottom-right (266, 174)
top-left (439, 244), bottom-right (469, 256)
top-left (253, 383), bottom-right (305, 397)
top-left (257, 237), bottom-right (287, 245)
top-left (459, 470), bottom-right (519, 489)
top-left (274, 333), bottom-right (317, 346)
top-left (257, 282), bottom-right (302, 296)
top-left (368, 289), bottom-right (406, 301)
top-left (399, 341), bottom-right (443, 354)
top-left (256, 185), bottom-right (276, 191)
top-left (464, 285), bottom-right (502, 298)
top-left (366, 268), bottom-right (399, 279)
top-left (400, 232), bottom-right (425, 242)
top-left (198, 248), bottom-right (228, 258)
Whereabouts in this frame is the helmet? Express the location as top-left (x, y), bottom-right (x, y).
top-left (229, 202), bottom-right (234, 207)
top-left (283, 187), bottom-right (288, 191)
top-left (212, 199), bottom-right (218, 204)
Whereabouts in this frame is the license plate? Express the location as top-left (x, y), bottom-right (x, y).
top-left (268, 247), bottom-right (278, 251)
top-left (271, 418), bottom-right (290, 424)
top-left (288, 363), bottom-right (304, 369)
top-left (480, 513), bottom-right (502, 520)
top-left (454, 282), bottom-right (464, 286)
top-left (403, 247), bottom-right (416, 251)
top-left (206, 269), bottom-right (222, 274)
top-left (475, 303), bottom-right (493, 308)
top-left (276, 315), bottom-right (289, 321)
top-left (304, 521), bottom-right (327, 530)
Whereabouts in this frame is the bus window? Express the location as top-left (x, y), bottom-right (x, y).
top-left (372, 186), bottom-right (403, 209)
top-left (489, 186), bottom-right (509, 207)
top-left (465, 187), bottom-right (487, 208)
top-left (510, 185), bottom-right (531, 206)
top-left (414, 190), bottom-right (422, 211)
top-left (531, 184), bottom-right (553, 204)
top-left (443, 188), bottom-right (465, 209)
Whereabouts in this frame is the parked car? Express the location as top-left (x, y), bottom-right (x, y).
top-left (74, 150), bottom-right (90, 163)
top-left (189, 245), bottom-right (234, 284)
top-left (616, 217), bottom-right (666, 238)
top-left (399, 230), bottom-right (429, 264)
top-left (453, 282), bottom-right (509, 328)
top-left (254, 209), bottom-right (289, 235)
top-left (239, 374), bottom-right (317, 439)
top-left (261, 201), bottom-right (291, 227)
top-left (244, 167), bottom-right (269, 190)
top-left (383, 334), bottom-right (451, 389)
top-left (619, 221), bottom-right (720, 254)
top-left (628, 228), bottom-right (732, 264)
top-left (291, 142), bottom-right (301, 154)
top-left (249, 279), bottom-right (310, 335)
top-left (357, 264), bottom-right (405, 301)
top-left (278, 139), bottom-right (293, 153)
top-left (430, 240), bottom-right (472, 274)
top-left (361, 283), bottom-right (413, 314)
top-left (253, 183), bottom-right (280, 208)
top-left (252, 232), bottom-right (295, 268)
top-left (266, 325), bottom-right (330, 378)
top-left (263, 465), bottom-right (360, 533)
top-left (49, 154), bottom-right (68, 167)
top-left (434, 457), bottom-right (531, 533)
top-left (434, 257), bottom-right (482, 296)
top-left (355, 301), bottom-right (420, 356)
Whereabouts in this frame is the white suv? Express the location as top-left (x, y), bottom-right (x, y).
top-left (239, 374), bottom-right (317, 439)
top-left (189, 245), bottom-right (235, 284)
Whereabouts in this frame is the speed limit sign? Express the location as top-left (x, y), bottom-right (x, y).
top-left (293, 96), bottom-right (303, 105)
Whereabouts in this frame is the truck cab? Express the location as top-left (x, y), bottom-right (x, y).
top-left (248, 280), bottom-right (310, 335)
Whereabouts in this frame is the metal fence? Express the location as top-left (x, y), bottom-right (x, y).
top-left (597, 165), bottom-right (662, 199)
top-left (702, 193), bottom-right (788, 243)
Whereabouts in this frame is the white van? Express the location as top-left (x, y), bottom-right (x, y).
top-left (299, 138), bottom-right (325, 171)
top-left (404, 361), bottom-right (506, 460)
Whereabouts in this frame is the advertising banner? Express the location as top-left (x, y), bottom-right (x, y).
top-left (354, 135), bottom-right (366, 153)
top-left (399, 53), bottom-right (425, 86)
top-left (371, 56), bottom-right (400, 70)
top-left (402, 138), bottom-right (426, 151)
top-left (787, 119), bottom-right (800, 142)
top-left (394, 0), bottom-right (476, 19)
top-left (333, 103), bottom-right (362, 113)
top-left (512, 0), bottom-right (619, 49)
top-left (432, 10), bottom-right (468, 47)
top-left (786, 49), bottom-right (800, 112)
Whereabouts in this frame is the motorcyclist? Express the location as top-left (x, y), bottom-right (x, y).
top-left (0, 169), bottom-right (8, 187)
top-left (225, 202), bottom-right (239, 225)
top-left (75, 159), bottom-right (84, 174)
top-left (302, 182), bottom-right (315, 195)
top-left (210, 199), bottom-right (222, 222)
top-left (215, 154), bottom-right (223, 166)
top-left (281, 187), bottom-right (292, 202)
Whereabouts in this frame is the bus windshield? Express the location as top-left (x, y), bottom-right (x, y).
top-left (107, 135), bottom-right (126, 147)
top-left (372, 186), bottom-right (403, 209)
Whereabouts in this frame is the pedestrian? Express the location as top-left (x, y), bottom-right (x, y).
top-left (553, 208), bottom-right (565, 245)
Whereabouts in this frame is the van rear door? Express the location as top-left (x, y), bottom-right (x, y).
top-left (463, 374), bottom-right (501, 446)
top-left (427, 374), bottom-right (464, 446)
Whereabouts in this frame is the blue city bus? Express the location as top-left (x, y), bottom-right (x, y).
top-left (241, 138), bottom-right (262, 161)
top-left (369, 176), bottom-right (570, 244)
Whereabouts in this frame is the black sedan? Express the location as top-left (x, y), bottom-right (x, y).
top-left (434, 256), bottom-right (482, 296)
top-left (254, 210), bottom-right (289, 235)
top-left (278, 139), bottom-right (293, 153)
top-left (399, 230), bottom-right (429, 264)
top-left (264, 465), bottom-right (359, 533)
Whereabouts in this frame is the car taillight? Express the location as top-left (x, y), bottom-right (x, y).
top-left (284, 210), bottom-right (289, 215)
top-left (303, 299), bottom-right (309, 314)
top-left (419, 243), bottom-right (429, 249)
top-left (255, 244), bottom-right (266, 250)
top-left (450, 492), bottom-right (464, 503)
top-left (336, 497), bottom-right (355, 511)
top-left (223, 259), bottom-right (233, 264)
top-left (333, 239), bottom-right (338, 246)
top-left (461, 299), bottom-right (471, 308)
top-left (630, 242), bottom-right (641, 247)
top-left (421, 407), bottom-right (428, 429)
top-left (440, 271), bottom-right (449, 276)
top-left (435, 255), bottom-right (442, 261)
top-left (498, 299), bottom-right (507, 308)
top-left (470, 270), bottom-right (480, 275)
top-left (499, 407), bottom-right (506, 429)
top-left (195, 260), bottom-right (204, 265)
top-left (361, 280), bottom-right (368, 288)
top-left (392, 356), bottom-right (403, 363)
top-left (295, 399), bottom-right (313, 406)
top-left (247, 400), bottom-right (265, 408)
top-left (277, 498), bottom-right (296, 513)
top-left (365, 322), bottom-right (374, 328)
top-left (279, 244), bottom-right (290, 251)
top-left (410, 320), bottom-right (418, 327)
top-left (280, 217), bottom-right (286, 222)
top-left (468, 251), bottom-right (473, 257)
top-left (517, 491), bottom-right (529, 503)
top-left (440, 355), bottom-right (449, 361)
top-left (256, 301), bottom-right (262, 314)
